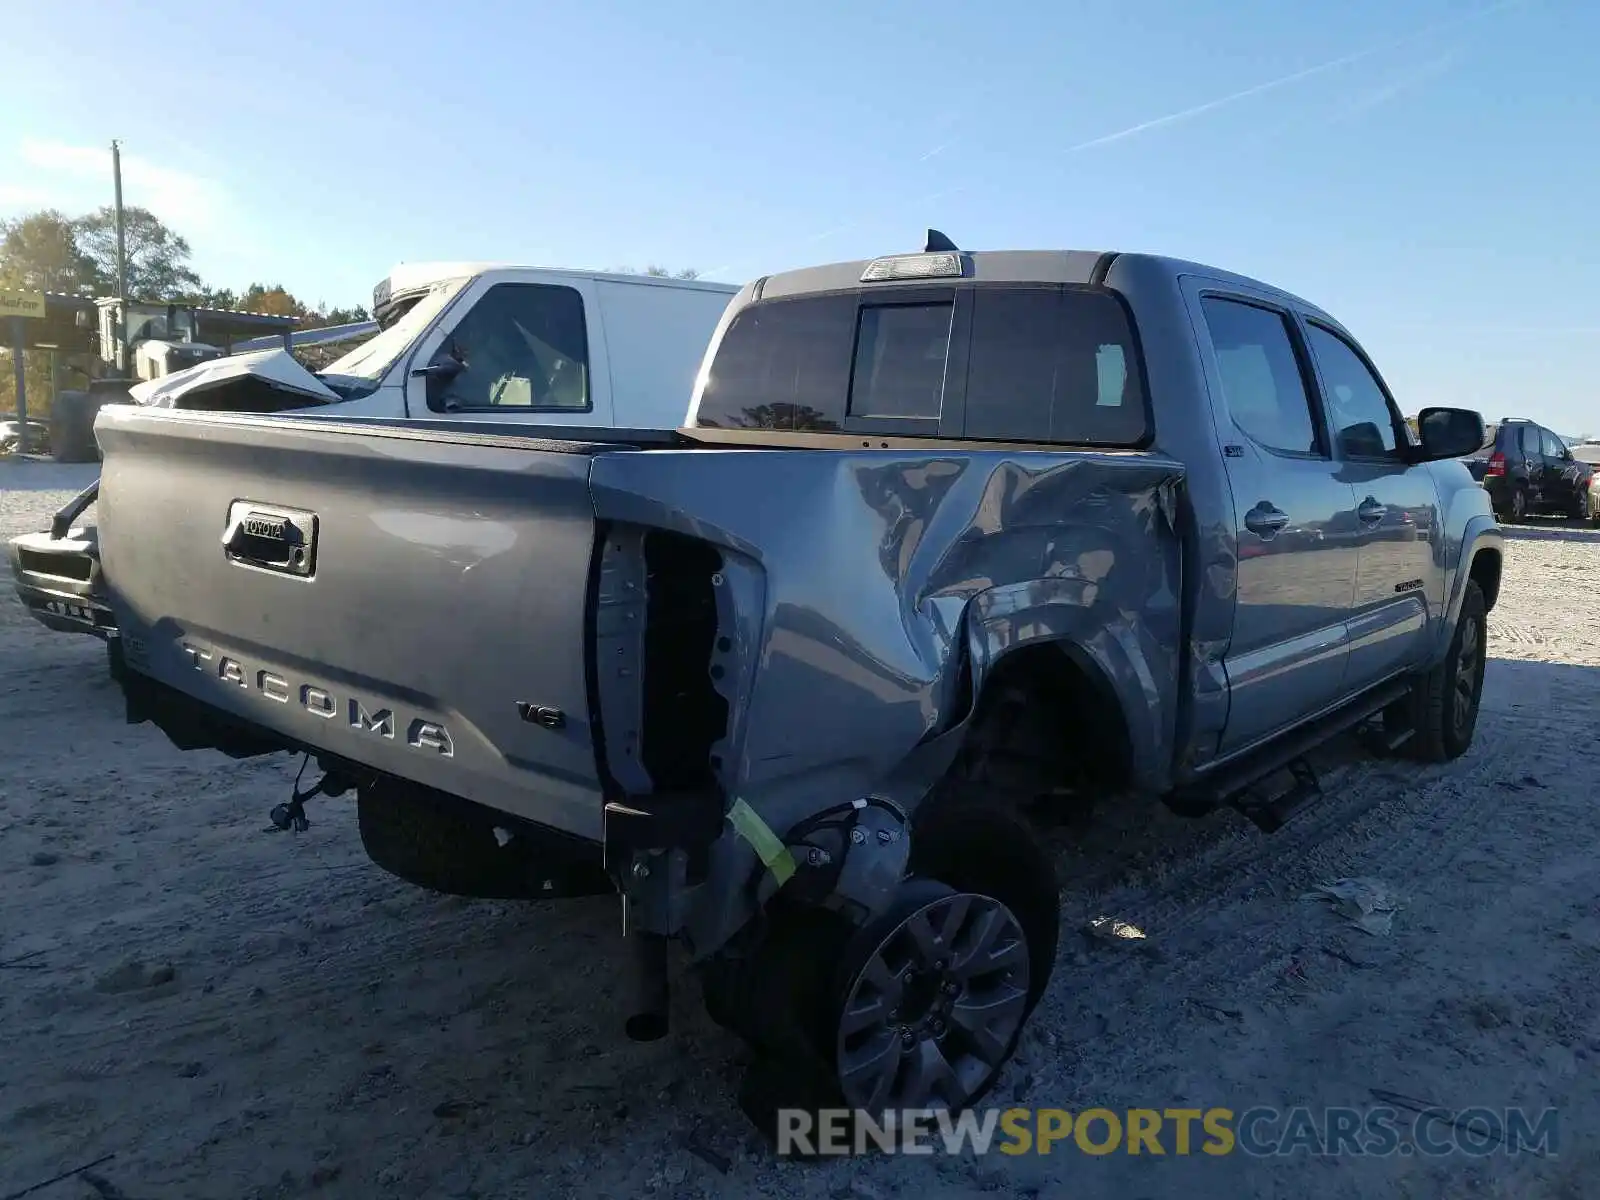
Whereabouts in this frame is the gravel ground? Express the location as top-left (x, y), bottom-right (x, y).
top-left (2, 458), bottom-right (1598, 1200)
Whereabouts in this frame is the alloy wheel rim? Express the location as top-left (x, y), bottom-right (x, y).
top-left (835, 892), bottom-right (1030, 1114)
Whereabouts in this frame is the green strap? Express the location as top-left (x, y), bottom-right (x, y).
top-left (727, 798), bottom-right (795, 886)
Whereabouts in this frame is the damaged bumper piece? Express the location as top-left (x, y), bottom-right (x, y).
top-left (8, 480), bottom-right (114, 639)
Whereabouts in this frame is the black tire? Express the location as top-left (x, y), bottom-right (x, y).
top-left (357, 781), bottom-right (610, 900)
top-left (1397, 579), bottom-right (1488, 763)
top-left (905, 784), bottom-right (1061, 1016)
top-left (49, 391), bottom-right (101, 463)
top-left (1505, 486), bottom-right (1528, 523)
top-left (1573, 488), bottom-right (1592, 524)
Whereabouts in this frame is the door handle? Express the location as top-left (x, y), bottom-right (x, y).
top-left (1245, 503), bottom-right (1290, 537)
top-left (1357, 497), bottom-right (1385, 525)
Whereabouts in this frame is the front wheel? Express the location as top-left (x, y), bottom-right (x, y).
top-left (1397, 579), bottom-right (1488, 762)
top-left (1574, 488), bottom-right (1594, 524)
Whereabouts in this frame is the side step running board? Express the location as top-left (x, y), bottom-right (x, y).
top-left (1167, 677), bottom-right (1414, 830)
top-left (1233, 757), bottom-right (1322, 833)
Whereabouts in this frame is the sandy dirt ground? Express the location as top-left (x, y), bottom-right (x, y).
top-left (2, 458), bottom-right (1598, 1200)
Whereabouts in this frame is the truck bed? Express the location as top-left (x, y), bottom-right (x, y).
top-left (96, 405), bottom-right (1188, 848)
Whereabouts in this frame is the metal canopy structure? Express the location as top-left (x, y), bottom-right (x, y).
top-left (9, 293), bottom-right (299, 354)
top-left (93, 298), bottom-right (299, 355)
top-left (3, 293), bottom-right (301, 457)
top-left (14, 292), bottom-right (97, 354)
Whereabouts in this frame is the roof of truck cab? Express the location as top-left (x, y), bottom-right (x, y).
top-left (750, 249), bottom-right (1332, 322)
top-left (378, 261), bottom-right (739, 298)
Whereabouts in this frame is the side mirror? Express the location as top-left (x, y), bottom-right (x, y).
top-left (411, 343), bottom-right (464, 409)
top-left (1412, 406), bottom-right (1486, 463)
top-left (411, 345), bottom-right (463, 383)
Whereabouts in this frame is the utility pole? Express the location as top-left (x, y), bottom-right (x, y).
top-left (111, 139), bottom-right (128, 375)
top-left (9, 316), bottom-right (24, 454)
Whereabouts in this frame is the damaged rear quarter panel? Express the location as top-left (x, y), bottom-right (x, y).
top-left (590, 445), bottom-right (1186, 842)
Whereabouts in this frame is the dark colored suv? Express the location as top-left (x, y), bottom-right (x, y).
top-left (1463, 418), bottom-right (1594, 522)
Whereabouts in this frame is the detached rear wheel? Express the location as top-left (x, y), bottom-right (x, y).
top-left (722, 785), bottom-right (1061, 1138)
top-left (830, 787), bottom-right (1059, 1114)
top-left (834, 882), bottom-right (1030, 1113)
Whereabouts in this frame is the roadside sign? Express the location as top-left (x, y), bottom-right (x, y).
top-left (0, 290), bottom-right (46, 320)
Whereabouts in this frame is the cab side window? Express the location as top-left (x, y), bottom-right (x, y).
top-left (1199, 297), bottom-right (1321, 456)
top-left (434, 283), bottom-right (589, 411)
top-left (1541, 428), bottom-right (1568, 460)
top-left (1304, 323), bottom-right (1403, 460)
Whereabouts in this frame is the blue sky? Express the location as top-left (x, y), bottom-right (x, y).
top-left (2, 0), bottom-right (1594, 432)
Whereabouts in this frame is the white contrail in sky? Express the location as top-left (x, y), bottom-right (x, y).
top-left (1328, 49), bottom-right (1463, 124)
top-left (1065, 0), bottom-right (1527, 153)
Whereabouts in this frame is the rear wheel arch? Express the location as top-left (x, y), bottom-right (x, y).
top-left (950, 639), bottom-right (1135, 799)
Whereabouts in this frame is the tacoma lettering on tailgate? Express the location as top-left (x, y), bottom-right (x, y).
top-left (180, 643), bottom-right (454, 756)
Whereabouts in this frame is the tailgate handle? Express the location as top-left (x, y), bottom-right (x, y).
top-left (222, 503), bottom-right (318, 578)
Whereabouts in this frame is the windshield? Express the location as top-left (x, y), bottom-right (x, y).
top-left (318, 278), bottom-right (470, 389)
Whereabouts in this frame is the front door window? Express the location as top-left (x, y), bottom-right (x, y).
top-left (432, 283), bottom-right (590, 412)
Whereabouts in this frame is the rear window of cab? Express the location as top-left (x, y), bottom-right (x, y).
top-left (694, 283), bottom-right (1148, 447)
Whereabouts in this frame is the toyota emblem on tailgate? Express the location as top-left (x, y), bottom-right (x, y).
top-left (223, 500), bottom-right (319, 578)
top-left (243, 514), bottom-right (291, 541)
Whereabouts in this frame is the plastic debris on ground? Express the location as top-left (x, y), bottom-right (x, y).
top-left (1300, 877), bottom-right (1403, 936)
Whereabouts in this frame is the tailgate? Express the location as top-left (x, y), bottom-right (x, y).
top-left (96, 408), bottom-right (608, 840)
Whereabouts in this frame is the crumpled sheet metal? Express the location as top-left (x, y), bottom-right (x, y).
top-left (591, 446), bottom-right (1188, 953)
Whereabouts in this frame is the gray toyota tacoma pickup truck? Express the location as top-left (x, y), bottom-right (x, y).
top-left (87, 237), bottom-right (1502, 1127)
